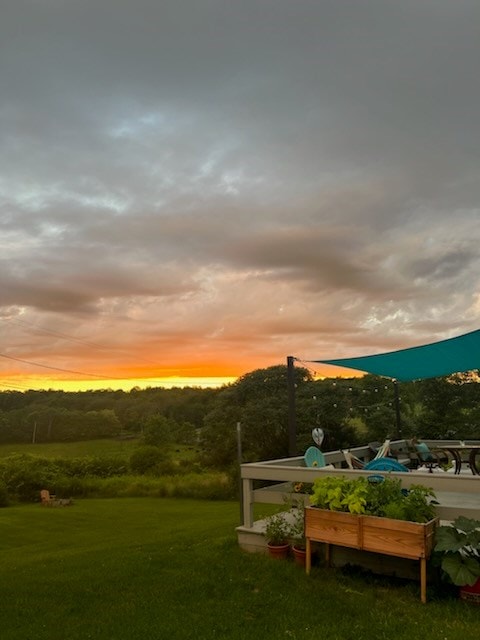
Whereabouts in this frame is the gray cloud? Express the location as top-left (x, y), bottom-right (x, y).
top-left (1, 1), bottom-right (480, 385)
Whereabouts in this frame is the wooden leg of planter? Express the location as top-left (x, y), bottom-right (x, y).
top-left (306, 537), bottom-right (311, 575)
top-left (325, 543), bottom-right (331, 567)
top-left (420, 558), bottom-right (427, 604)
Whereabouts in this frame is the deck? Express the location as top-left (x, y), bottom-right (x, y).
top-left (237, 439), bottom-right (480, 557)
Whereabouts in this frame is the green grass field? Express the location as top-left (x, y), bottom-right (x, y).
top-left (1, 498), bottom-right (479, 640)
top-left (0, 439), bottom-right (199, 462)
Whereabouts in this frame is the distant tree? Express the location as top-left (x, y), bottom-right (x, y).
top-left (142, 415), bottom-right (173, 447)
top-left (129, 446), bottom-right (168, 475)
top-left (200, 364), bottom-right (312, 468)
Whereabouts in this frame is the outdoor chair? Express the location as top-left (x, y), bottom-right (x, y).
top-left (342, 438), bottom-right (391, 470)
top-left (407, 440), bottom-right (449, 472)
top-left (342, 450), bottom-right (366, 469)
top-left (40, 489), bottom-right (73, 507)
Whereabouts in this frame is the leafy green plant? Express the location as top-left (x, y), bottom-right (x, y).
top-left (434, 516), bottom-right (480, 586)
top-left (129, 445), bottom-right (169, 475)
top-left (290, 503), bottom-right (306, 549)
top-left (310, 476), bottom-right (436, 523)
top-left (264, 512), bottom-right (292, 546)
top-left (310, 476), bottom-right (368, 514)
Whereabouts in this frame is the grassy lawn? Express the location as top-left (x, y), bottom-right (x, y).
top-left (1, 498), bottom-right (479, 640)
top-left (0, 438), bottom-right (139, 459)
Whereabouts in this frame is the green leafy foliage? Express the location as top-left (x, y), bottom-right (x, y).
top-left (0, 452), bottom-right (128, 502)
top-left (2, 368), bottom-right (480, 460)
top-left (129, 445), bottom-right (170, 475)
top-left (57, 456), bottom-right (128, 478)
top-left (264, 512), bottom-right (292, 545)
top-left (310, 477), bottom-right (368, 514)
top-left (0, 480), bottom-right (9, 507)
top-left (310, 476), bottom-right (436, 523)
top-left (434, 517), bottom-right (480, 586)
top-left (142, 414), bottom-right (174, 446)
top-left (200, 365), bottom-right (313, 468)
top-left (0, 454), bottom-right (62, 501)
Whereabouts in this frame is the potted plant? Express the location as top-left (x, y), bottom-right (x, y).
top-left (304, 476), bottom-right (438, 602)
top-left (290, 500), bottom-right (307, 565)
top-left (434, 516), bottom-right (480, 602)
top-left (308, 475), bottom-right (437, 522)
top-left (264, 512), bottom-right (291, 559)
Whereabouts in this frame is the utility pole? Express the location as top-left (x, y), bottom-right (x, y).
top-left (236, 422), bottom-right (244, 524)
top-left (287, 356), bottom-right (297, 456)
top-left (393, 380), bottom-right (402, 438)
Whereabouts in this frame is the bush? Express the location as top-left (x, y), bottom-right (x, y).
top-left (0, 453), bottom-right (129, 502)
top-left (129, 446), bottom-right (168, 475)
top-left (0, 480), bottom-right (9, 507)
top-left (56, 456), bottom-right (129, 478)
top-left (0, 454), bottom-right (61, 502)
top-left (46, 472), bottom-right (233, 500)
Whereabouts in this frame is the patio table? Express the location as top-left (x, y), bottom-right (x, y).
top-left (434, 444), bottom-right (480, 475)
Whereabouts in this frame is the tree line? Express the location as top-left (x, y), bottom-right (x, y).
top-left (1, 366), bottom-right (480, 469)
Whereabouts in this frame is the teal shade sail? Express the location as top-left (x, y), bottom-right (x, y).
top-left (312, 329), bottom-right (480, 382)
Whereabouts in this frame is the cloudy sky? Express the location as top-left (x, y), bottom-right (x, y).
top-left (1, 0), bottom-right (480, 390)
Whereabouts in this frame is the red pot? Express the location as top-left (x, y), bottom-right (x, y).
top-left (460, 578), bottom-right (480, 604)
top-left (292, 545), bottom-right (307, 566)
top-left (267, 543), bottom-right (290, 559)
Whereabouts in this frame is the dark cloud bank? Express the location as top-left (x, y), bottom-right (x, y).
top-left (1, 1), bottom-right (480, 382)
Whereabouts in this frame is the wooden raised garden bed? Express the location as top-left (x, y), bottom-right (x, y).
top-left (304, 506), bottom-right (438, 603)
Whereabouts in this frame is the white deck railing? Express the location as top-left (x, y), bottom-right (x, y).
top-left (240, 439), bottom-right (480, 528)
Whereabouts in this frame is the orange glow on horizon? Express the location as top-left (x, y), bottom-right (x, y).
top-left (0, 375), bottom-right (238, 392)
top-left (0, 357), bottom-right (364, 393)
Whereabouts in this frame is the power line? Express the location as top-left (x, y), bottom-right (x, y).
top-left (0, 353), bottom-right (203, 389)
top-left (8, 317), bottom-right (110, 350)
top-left (0, 381), bottom-right (32, 390)
top-left (6, 316), bottom-right (163, 366)
top-left (0, 353), bottom-right (121, 380)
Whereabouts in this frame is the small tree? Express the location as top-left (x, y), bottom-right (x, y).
top-left (129, 446), bottom-right (168, 475)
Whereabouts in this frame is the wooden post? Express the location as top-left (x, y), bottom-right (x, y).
top-left (420, 557), bottom-right (427, 604)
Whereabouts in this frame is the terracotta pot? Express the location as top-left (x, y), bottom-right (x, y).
top-left (267, 542), bottom-right (290, 559)
top-left (460, 578), bottom-right (480, 604)
top-left (292, 545), bottom-right (307, 566)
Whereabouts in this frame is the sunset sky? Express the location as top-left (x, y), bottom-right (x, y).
top-left (2, 1), bottom-right (480, 392)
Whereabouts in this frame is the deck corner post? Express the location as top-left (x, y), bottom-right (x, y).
top-left (242, 476), bottom-right (254, 528)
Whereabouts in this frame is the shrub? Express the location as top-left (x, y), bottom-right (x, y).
top-left (129, 446), bottom-right (168, 475)
top-left (0, 454), bottom-right (61, 502)
top-left (0, 480), bottom-right (9, 507)
top-left (56, 456), bottom-right (128, 478)
top-left (47, 472), bottom-right (233, 500)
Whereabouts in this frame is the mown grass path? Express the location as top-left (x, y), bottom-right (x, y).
top-left (1, 498), bottom-right (479, 640)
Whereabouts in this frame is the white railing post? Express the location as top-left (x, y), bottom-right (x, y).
top-left (242, 477), bottom-right (254, 528)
